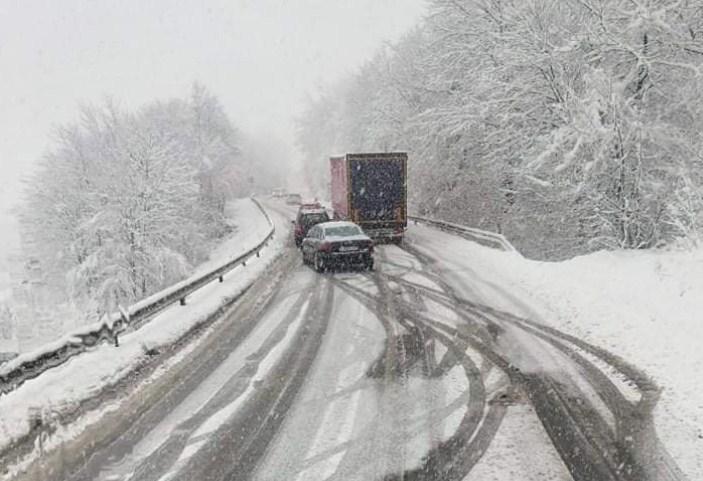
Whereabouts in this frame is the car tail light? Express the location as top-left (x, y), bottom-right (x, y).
top-left (319, 241), bottom-right (332, 252)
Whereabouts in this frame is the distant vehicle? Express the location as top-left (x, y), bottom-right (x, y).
top-left (330, 152), bottom-right (407, 243)
top-left (271, 188), bottom-right (286, 198)
top-left (301, 221), bottom-right (374, 272)
top-left (285, 193), bottom-right (302, 205)
top-left (293, 207), bottom-right (330, 247)
top-left (299, 201), bottom-right (322, 210)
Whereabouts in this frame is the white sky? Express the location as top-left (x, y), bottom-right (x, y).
top-left (0, 0), bottom-right (427, 254)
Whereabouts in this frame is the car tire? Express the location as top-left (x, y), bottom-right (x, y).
top-left (314, 253), bottom-right (324, 273)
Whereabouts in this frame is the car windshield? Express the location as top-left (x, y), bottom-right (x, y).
top-left (324, 225), bottom-right (361, 237)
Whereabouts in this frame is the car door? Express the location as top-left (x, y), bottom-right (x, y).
top-left (302, 225), bottom-right (319, 258)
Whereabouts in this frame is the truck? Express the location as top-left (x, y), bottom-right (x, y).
top-left (330, 152), bottom-right (407, 243)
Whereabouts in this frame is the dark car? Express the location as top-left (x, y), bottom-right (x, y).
top-left (301, 221), bottom-right (374, 272)
top-left (285, 193), bottom-right (302, 205)
top-left (293, 208), bottom-right (330, 247)
top-left (298, 201), bottom-right (322, 210)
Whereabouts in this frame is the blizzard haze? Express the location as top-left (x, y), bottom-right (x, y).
top-left (2, 1), bottom-right (703, 479)
top-left (0, 0), bottom-right (427, 255)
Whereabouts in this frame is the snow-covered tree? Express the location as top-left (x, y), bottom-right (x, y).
top-left (18, 85), bottom-right (246, 320)
top-left (296, 0), bottom-right (703, 257)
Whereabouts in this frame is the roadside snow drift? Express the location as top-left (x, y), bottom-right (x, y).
top-left (409, 224), bottom-right (703, 480)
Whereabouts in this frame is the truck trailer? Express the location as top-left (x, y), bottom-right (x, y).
top-left (330, 152), bottom-right (407, 243)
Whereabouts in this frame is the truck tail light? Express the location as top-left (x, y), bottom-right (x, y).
top-left (319, 242), bottom-right (332, 252)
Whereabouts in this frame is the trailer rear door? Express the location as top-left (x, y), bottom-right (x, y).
top-left (349, 155), bottom-right (405, 224)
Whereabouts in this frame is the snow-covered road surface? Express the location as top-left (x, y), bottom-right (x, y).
top-left (0, 198), bottom-right (285, 480)
top-left (2, 199), bottom-right (693, 481)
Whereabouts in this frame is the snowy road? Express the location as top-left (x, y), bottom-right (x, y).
top-left (11, 201), bottom-right (688, 481)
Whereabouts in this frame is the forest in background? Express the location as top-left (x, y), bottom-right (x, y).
top-left (297, 0), bottom-right (703, 259)
top-left (3, 84), bottom-right (285, 348)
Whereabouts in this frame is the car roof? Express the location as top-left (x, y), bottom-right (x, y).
top-left (320, 221), bottom-right (361, 229)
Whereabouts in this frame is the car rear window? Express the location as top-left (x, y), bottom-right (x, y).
top-left (325, 225), bottom-right (361, 237)
top-left (301, 213), bottom-right (328, 226)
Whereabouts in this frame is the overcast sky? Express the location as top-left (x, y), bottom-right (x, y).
top-left (0, 0), bottom-right (427, 255)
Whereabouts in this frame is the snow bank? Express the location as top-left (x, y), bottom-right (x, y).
top-left (0, 198), bottom-right (287, 473)
top-left (410, 224), bottom-right (703, 478)
top-left (503, 247), bottom-right (703, 478)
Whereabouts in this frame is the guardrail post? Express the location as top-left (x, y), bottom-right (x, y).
top-left (116, 305), bottom-right (128, 347)
top-left (180, 297), bottom-right (186, 306)
top-left (256, 250), bottom-right (260, 258)
top-left (242, 260), bottom-right (246, 267)
top-left (219, 275), bottom-right (224, 283)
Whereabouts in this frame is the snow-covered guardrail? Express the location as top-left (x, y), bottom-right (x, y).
top-left (408, 215), bottom-right (518, 254)
top-left (0, 198), bottom-right (275, 397)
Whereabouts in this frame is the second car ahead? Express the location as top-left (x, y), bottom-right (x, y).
top-left (301, 221), bottom-right (374, 272)
top-left (293, 207), bottom-right (330, 247)
top-left (285, 193), bottom-right (302, 205)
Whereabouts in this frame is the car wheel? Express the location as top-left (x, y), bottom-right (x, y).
top-left (314, 253), bottom-right (324, 273)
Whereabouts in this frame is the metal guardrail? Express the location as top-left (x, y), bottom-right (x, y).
top-left (0, 198), bottom-right (275, 397)
top-left (408, 215), bottom-right (519, 254)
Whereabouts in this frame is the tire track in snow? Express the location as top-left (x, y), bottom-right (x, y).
top-left (399, 240), bottom-right (688, 481)
top-left (131, 274), bottom-right (319, 481)
top-left (62, 251), bottom-right (300, 481)
top-left (326, 248), bottom-right (506, 481)
top-left (170, 275), bottom-right (334, 481)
